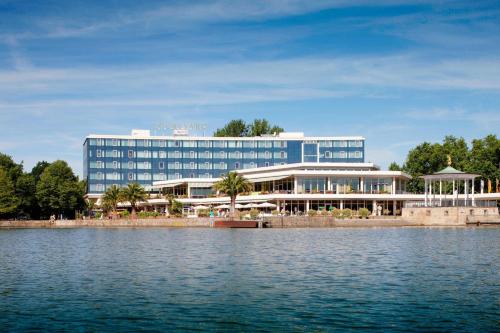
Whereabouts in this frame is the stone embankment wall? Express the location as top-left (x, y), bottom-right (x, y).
top-left (0, 218), bottom-right (211, 228)
top-left (402, 207), bottom-right (500, 226)
top-left (263, 216), bottom-right (420, 228)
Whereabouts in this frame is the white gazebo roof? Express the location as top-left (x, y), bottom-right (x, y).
top-left (421, 166), bottom-right (479, 180)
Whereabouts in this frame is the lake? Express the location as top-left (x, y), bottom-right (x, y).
top-left (0, 228), bottom-right (498, 332)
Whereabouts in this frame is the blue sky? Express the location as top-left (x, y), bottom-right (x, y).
top-left (1, 0), bottom-right (499, 176)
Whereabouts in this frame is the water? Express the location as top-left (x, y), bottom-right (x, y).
top-left (0, 228), bottom-right (498, 332)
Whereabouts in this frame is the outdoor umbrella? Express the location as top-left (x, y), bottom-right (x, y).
top-left (258, 202), bottom-right (277, 208)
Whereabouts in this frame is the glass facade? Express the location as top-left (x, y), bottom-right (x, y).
top-left (84, 135), bottom-right (365, 193)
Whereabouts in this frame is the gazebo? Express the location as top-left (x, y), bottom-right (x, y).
top-left (421, 161), bottom-right (480, 207)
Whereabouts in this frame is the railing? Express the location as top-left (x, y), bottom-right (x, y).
top-left (404, 200), bottom-right (498, 208)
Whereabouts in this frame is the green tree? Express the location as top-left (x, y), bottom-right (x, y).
top-left (213, 172), bottom-right (252, 218)
top-left (36, 160), bottom-right (85, 219)
top-left (214, 118), bottom-right (284, 137)
top-left (0, 153), bottom-right (23, 185)
top-left (0, 167), bottom-right (20, 218)
top-left (402, 142), bottom-right (446, 193)
top-left (468, 135), bottom-right (500, 183)
top-left (214, 119), bottom-right (248, 137)
top-left (15, 173), bottom-right (36, 218)
top-left (119, 183), bottom-right (147, 218)
top-left (102, 185), bottom-right (121, 216)
top-left (165, 194), bottom-right (183, 217)
top-left (388, 162), bottom-right (401, 171)
top-left (248, 119), bottom-right (284, 136)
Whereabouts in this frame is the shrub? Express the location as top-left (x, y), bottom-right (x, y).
top-left (395, 209), bottom-right (401, 216)
top-left (383, 209), bottom-right (391, 216)
top-left (271, 210), bottom-right (279, 216)
top-left (307, 209), bottom-right (317, 217)
top-left (332, 209), bottom-right (342, 219)
top-left (341, 209), bottom-right (353, 219)
top-left (119, 210), bottom-right (130, 218)
top-left (359, 208), bottom-right (370, 219)
top-left (197, 209), bottom-right (210, 217)
top-left (249, 208), bottom-right (260, 219)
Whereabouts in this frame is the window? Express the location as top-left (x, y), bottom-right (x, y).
top-left (96, 184), bottom-right (104, 192)
top-left (128, 173), bottom-right (134, 181)
top-left (234, 162), bottom-right (240, 169)
top-left (184, 141), bottom-right (196, 148)
top-left (96, 172), bottom-right (103, 180)
top-left (159, 162), bottom-right (165, 169)
top-left (96, 150), bottom-right (102, 158)
top-left (243, 141), bottom-right (255, 148)
top-left (265, 151), bottom-right (271, 159)
top-left (112, 150), bottom-right (118, 158)
top-left (128, 161), bottom-right (134, 169)
top-left (159, 151), bottom-right (166, 158)
top-left (213, 141), bottom-right (226, 148)
top-left (128, 150), bottom-right (134, 158)
top-left (96, 161), bottom-right (103, 169)
top-left (349, 140), bottom-right (363, 147)
top-left (112, 139), bottom-right (119, 146)
top-left (333, 141), bottom-right (348, 147)
top-left (190, 151), bottom-right (195, 159)
top-left (274, 141), bottom-right (286, 148)
top-left (325, 151), bottom-right (332, 158)
top-left (175, 162), bottom-right (180, 169)
top-left (113, 161), bottom-right (118, 169)
top-left (265, 162), bottom-right (270, 167)
top-left (190, 162), bottom-right (195, 169)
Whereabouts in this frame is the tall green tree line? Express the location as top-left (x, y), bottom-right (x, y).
top-left (0, 153), bottom-right (85, 219)
top-left (390, 135), bottom-right (500, 193)
top-left (214, 119), bottom-right (284, 137)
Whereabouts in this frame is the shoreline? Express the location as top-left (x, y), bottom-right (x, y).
top-left (1, 217), bottom-right (497, 229)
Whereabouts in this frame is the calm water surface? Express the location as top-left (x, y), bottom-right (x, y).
top-left (0, 228), bottom-right (499, 332)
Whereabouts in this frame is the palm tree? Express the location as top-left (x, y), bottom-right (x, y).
top-left (102, 185), bottom-right (121, 217)
top-left (120, 183), bottom-right (147, 218)
top-left (213, 172), bottom-right (252, 218)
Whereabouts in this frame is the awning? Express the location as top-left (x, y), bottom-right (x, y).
top-left (247, 175), bottom-right (291, 183)
top-left (189, 182), bottom-right (215, 188)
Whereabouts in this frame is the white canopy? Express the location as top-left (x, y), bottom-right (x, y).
top-left (193, 205), bottom-right (210, 210)
top-left (258, 202), bottom-right (277, 208)
top-left (215, 204), bottom-right (230, 209)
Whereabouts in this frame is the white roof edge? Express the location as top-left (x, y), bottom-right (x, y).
top-left (237, 162), bottom-right (377, 174)
top-left (85, 134), bottom-right (365, 141)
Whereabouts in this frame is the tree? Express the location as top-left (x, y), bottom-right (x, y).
top-left (402, 142), bottom-right (446, 193)
top-left (213, 172), bottom-right (252, 218)
top-left (214, 119), bottom-right (248, 137)
top-left (248, 119), bottom-right (284, 136)
top-left (0, 167), bottom-right (20, 218)
top-left (165, 194), bottom-right (183, 217)
top-left (36, 160), bottom-right (85, 219)
top-left (102, 185), bottom-right (121, 216)
top-left (119, 183), bottom-right (147, 218)
top-left (388, 162), bottom-right (401, 171)
top-left (469, 135), bottom-right (500, 183)
top-left (0, 153), bottom-right (23, 185)
top-left (214, 118), bottom-right (284, 137)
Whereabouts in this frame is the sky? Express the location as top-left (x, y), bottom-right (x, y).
top-left (0, 0), bottom-right (499, 176)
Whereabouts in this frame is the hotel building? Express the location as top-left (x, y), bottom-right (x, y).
top-left (84, 129), bottom-right (498, 215)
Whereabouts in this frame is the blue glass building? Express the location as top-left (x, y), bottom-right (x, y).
top-left (83, 130), bottom-right (365, 194)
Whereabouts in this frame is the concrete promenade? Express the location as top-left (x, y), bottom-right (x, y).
top-left (0, 216), bottom-right (481, 229)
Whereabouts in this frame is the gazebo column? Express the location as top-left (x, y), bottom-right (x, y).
top-left (452, 180), bottom-right (456, 206)
top-left (439, 179), bottom-right (443, 207)
top-left (424, 179), bottom-right (428, 207)
top-left (465, 179), bottom-right (469, 206)
top-left (472, 180), bottom-right (476, 206)
top-left (429, 181), bottom-right (433, 207)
